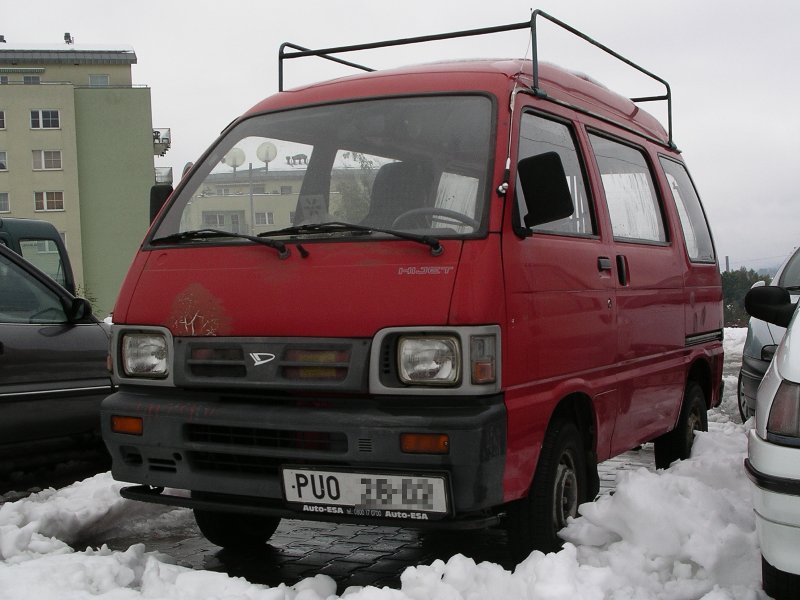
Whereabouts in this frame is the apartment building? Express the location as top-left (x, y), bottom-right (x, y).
top-left (0, 36), bottom-right (169, 315)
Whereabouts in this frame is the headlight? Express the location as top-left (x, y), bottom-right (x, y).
top-left (397, 336), bottom-right (460, 386)
top-left (121, 333), bottom-right (169, 378)
top-left (767, 381), bottom-right (800, 447)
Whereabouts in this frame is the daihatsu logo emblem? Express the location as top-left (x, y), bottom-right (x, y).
top-left (250, 352), bottom-right (276, 366)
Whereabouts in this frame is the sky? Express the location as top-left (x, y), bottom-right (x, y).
top-left (2, 0), bottom-right (798, 271)
top-left (0, 330), bottom-right (759, 599)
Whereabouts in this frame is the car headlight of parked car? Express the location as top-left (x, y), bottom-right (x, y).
top-left (121, 332), bottom-right (169, 377)
top-left (397, 336), bottom-right (461, 385)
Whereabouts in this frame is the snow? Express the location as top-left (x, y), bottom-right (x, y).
top-left (0, 329), bottom-right (764, 600)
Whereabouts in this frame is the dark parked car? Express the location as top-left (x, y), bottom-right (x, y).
top-left (739, 246), bottom-right (800, 421)
top-left (0, 243), bottom-right (112, 462)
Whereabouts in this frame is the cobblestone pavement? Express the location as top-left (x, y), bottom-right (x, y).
top-left (80, 445), bottom-right (656, 592)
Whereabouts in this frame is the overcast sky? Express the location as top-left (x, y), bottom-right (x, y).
top-left (3, 0), bottom-right (798, 271)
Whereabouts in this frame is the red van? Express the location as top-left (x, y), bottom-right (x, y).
top-left (102, 12), bottom-right (723, 557)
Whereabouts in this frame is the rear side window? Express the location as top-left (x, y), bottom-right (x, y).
top-left (659, 157), bottom-right (716, 263)
top-left (589, 134), bottom-right (666, 243)
top-left (516, 113), bottom-right (595, 236)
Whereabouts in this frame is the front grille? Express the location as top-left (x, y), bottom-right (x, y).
top-left (186, 424), bottom-right (348, 453)
top-left (174, 336), bottom-right (371, 392)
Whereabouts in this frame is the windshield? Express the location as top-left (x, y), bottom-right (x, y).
top-left (153, 96), bottom-right (493, 243)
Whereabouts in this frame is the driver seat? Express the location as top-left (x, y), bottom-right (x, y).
top-left (361, 162), bottom-right (432, 228)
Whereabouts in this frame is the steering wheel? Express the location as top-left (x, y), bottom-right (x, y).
top-left (391, 207), bottom-right (479, 230)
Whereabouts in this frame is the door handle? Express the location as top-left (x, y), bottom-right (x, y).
top-left (616, 255), bottom-right (629, 286)
top-left (597, 257), bottom-right (612, 272)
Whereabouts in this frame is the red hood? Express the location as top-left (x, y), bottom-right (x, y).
top-left (118, 240), bottom-right (464, 338)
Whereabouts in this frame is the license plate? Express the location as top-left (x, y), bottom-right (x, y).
top-left (281, 467), bottom-right (449, 520)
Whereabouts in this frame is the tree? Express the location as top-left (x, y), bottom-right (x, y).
top-left (722, 267), bottom-right (770, 327)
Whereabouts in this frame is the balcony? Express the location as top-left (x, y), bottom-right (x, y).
top-left (153, 128), bottom-right (171, 156)
top-left (155, 167), bottom-right (173, 185)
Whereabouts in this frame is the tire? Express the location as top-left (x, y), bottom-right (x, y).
top-left (763, 555), bottom-right (800, 599)
top-left (654, 381), bottom-right (708, 470)
top-left (505, 420), bottom-right (588, 559)
top-left (193, 509), bottom-right (280, 550)
top-left (737, 371), bottom-right (751, 423)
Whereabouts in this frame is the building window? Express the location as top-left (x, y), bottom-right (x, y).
top-left (89, 74), bottom-right (110, 87)
top-left (0, 111), bottom-right (5, 129)
top-left (23, 75), bottom-right (40, 85)
top-left (252, 184), bottom-right (266, 194)
top-left (255, 212), bottom-right (274, 225)
top-left (0, 193), bottom-right (8, 212)
top-left (34, 191), bottom-right (64, 211)
top-left (280, 185), bottom-right (292, 195)
top-left (0, 76), bottom-right (7, 85)
top-left (32, 150), bottom-right (62, 170)
top-left (30, 110), bottom-right (60, 129)
top-left (0, 152), bottom-right (6, 171)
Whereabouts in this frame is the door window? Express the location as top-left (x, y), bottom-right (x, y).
top-left (516, 113), bottom-right (595, 236)
top-left (19, 238), bottom-right (68, 288)
top-left (0, 253), bottom-right (66, 323)
top-left (589, 134), bottom-right (666, 243)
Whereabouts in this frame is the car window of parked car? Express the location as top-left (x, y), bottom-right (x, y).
top-left (777, 247), bottom-right (800, 288)
top-left (589, 133), bottom-right (667, 244)
top-left (658, 157), bottom-right (716, 263)
top-left (0, 252), bottom-right (67, 324)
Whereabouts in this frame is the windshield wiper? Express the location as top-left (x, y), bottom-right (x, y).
top-left (784, 285), bottom-right (800, 292)
top-left (259, 221), bottom-right (444, 256)
top-left (151, 228), bottom-right (290, 259)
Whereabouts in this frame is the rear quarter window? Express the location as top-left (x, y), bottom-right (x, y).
top-left (658, 157), bottom-right (716, 263)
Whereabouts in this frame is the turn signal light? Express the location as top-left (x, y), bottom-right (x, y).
top-left (111, 416), bottom-right (143, 436)
top-left (400, 433), bottom-right (449, 454)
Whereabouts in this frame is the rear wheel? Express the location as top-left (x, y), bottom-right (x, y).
top-left (763, 555), bottom-right (800, 600)
top-left (506, 420), bottom-right (588, 559)
top-left (654, 381), bottom-right (707, 469)
top-left (193, 509), bottom-right (280, 550)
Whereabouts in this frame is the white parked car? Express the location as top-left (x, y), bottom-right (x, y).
top-left (744, 285), bottom-right (800, 599)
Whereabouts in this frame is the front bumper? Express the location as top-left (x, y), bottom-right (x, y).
top-left (746, 429), bottom-right (800, 575)
top-left (102, 387), bottom-right (506, 526)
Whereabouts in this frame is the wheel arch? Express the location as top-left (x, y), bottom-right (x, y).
top-left (549, 392), bottom-right (597, 455)
top-left (686, 358), bottom-right (713, 409)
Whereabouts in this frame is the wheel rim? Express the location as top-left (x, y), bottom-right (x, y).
top-left (685, 403), bottom-right (703, 448)
top-left (553, 450), bottom-right (579, 528)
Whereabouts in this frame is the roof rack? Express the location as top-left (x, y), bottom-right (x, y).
top-left (278, 10), bottom-right (674, 148)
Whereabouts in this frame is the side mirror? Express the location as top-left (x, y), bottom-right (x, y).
top-left (517, 152), bottom-right (574, 228)
top-left (745, 286), bottom-right (797, 329)
top-left (150, 184), bottom-right (173, 224)
top-left (65, 297), bottom-right (93, 323)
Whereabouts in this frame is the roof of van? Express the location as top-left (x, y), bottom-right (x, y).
top-left (247, 58), bottom-right (669, 146)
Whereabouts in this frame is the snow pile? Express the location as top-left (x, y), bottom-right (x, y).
top-left (0, 329), bottom-right (762, 599)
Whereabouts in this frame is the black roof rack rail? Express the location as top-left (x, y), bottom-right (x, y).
top-left (278, 9), bottom-right (674, 148)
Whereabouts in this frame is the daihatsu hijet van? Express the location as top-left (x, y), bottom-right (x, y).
top-left (102, 11), bottom-right (724, 557)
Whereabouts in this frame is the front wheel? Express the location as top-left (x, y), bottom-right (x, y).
top-left (654, 381), bottom-right (708, 469)
top-left (505, 420), bottom-right (589, 559)
top-left (193, 508), bottom-right (280, 550)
